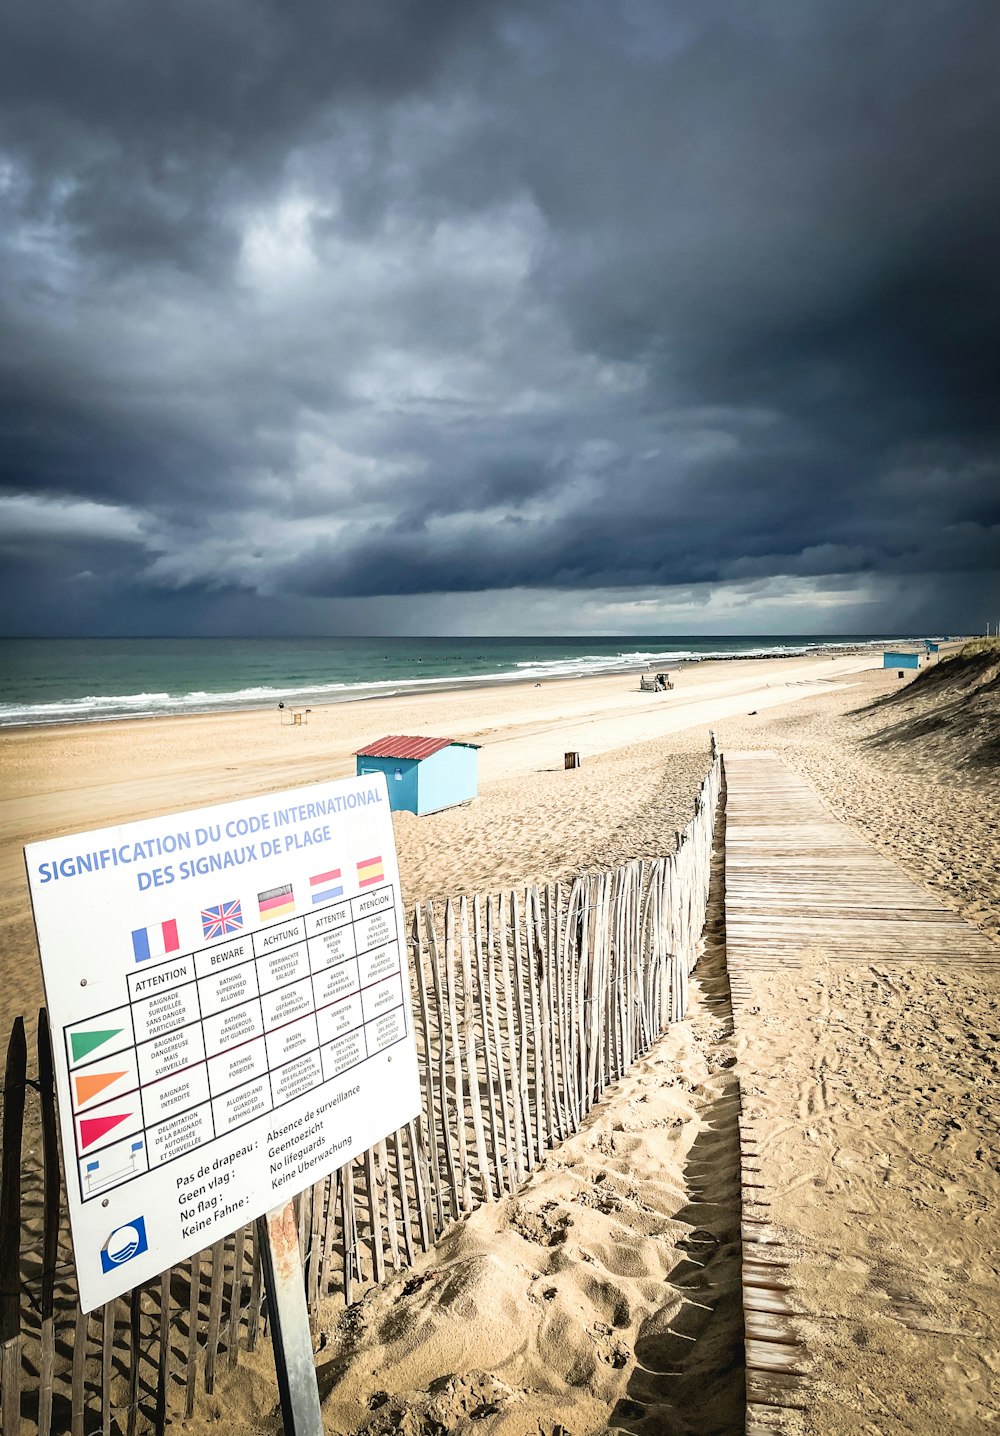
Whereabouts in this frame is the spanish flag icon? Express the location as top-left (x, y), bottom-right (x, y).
top-left (356, 855), bottom-right (384, 889)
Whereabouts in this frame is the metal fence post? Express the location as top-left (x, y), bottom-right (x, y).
top-left (256, 1202), bottom-right (323, 1436)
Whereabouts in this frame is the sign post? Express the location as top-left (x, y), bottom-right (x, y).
top-left (257, 1200), bottom-right (323, 1435)
top-left (24, 773), bottom-right (421, 1418)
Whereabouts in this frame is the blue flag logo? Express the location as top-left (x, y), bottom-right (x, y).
top-left (100, 1216), bottom-right (148, 1273)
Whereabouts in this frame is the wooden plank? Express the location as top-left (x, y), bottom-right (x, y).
top-left (156, 1270), bottom-right (170, 1433)
top-left (245, 1230), bottom-right (264, 1351)
top-left (364, 1146), bottom-right (386, 1287)
top-left (424, 903), bottom-right (460, 1220)
top-left (184, 1253), bottom-right (200, 1417)
top-left (411, 908), bottom-right (444, 1232)
top-left (203, 1240), bottom-right (226, 1393)
top-left (0, 1018), bottom-right (26, 1436)
top-left (545, 885), bottom-right (568, 1142)
top-left (472, 896), bottom-right (503, 1198)
top-left (391, 1129), bottom-right (416, 1267)
top-left (459, 898), bottom-right (493, 1201)
top-left (584, 876), bottom-right (603, 1107)
top-left (524, 887), bottom-right (547, 1161)
top-left (405, 1121), bottom-right (431, 1253)
top-left (100, 1300), bottom-right (113, 1436)
top-left (307, 1183), bottom-right (323, 1329)
top-left (70, 1305), bottom-right (88, 1436)
top-left (318, 1176), bottom-right (338, 1307)
top-left (494, 896), bottom-right (522, 1189)
top-left (509, 892), bottom-right (533, 1172)
top-left (443, 901), bottom-right (473, 1212)
top-left (552, 883), bottom-right (574, 1137)
top-left (533, 887), bottom-right (557, 1147)
top-left (497, 896), bottom-right (526, 1184)
top-left (227, 1225), bottom-right (248, 1367)
top-left (563, 880), bottom-right (584, 1128)
top-left (724, 748), bottom-right (1000, 1435)
top-left (36, 1011), bottom-right (60, 1436)
top-left (341, 1160), bottom-right (357, 1306)
top-left (377, 1140), bottom-right (400, 1272)
top-left (126, 1286), bottom-right (142, 1436)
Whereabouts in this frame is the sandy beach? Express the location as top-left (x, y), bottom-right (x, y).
top-left (0, 651), bottom-right (874, 1033)
top-left (2, 645), bottom-right (998, 1433)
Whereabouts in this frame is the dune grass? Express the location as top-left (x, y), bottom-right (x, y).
top-left (954, 636), bottom-right (1000, 659)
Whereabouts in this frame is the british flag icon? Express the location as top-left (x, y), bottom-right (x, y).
top-left (201, 899), bottom-right (244, 940)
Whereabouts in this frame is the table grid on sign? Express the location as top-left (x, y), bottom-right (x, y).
top-left (64, 883), bottom-right (408, 1203)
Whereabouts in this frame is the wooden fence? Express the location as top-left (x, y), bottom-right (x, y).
top-left (0, 751), bottom-right (721, 1435)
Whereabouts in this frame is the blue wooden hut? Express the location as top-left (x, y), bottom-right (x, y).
top-left (883, 651), bottom-right (921, 670)
top-left (355, 735), bottom-right (480, 815)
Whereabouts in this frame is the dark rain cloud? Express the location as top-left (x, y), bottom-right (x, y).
top-left (1, 0), bottom-right (999, 633)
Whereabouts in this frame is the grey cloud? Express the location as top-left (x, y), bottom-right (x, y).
top-left (1, 0), bottom-right (999, 634)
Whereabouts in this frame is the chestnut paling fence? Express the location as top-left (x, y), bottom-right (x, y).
top-left (0, 750), bottom-right (722, 1435)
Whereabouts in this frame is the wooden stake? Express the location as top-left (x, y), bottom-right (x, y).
top-left (364, 1147), bottom-right (386, 1286)
top-left (0, 1018), bottom-right (26, 1436)
top-left (392, 1129), bottom-right (416, 1266)
top-left (443, 901), bottom-right (473, 1212)
top-left (472, 895), bottom-right (503, 1198)
top-left (411, 908), bottom-right (444, 1231)
top-left (184, 1255), bottom-right (200, 1418)
top-left (459, 898), bottom-right (493, 1201)
top-left (405, 1121), bottom-right (432, 1253)
top-left (36, 1012), bottom-right (59, 1436)
top-left (509, 891), bottom-right (534, 1172)
top-left (523, 888), bottom-right (545, 1161)
top-left (485, 896), bottom-right (515, 1194)
top-left (425, 903), bottom-right (460, 1220)
top-left (497, 897), bottom-right (526, 1184)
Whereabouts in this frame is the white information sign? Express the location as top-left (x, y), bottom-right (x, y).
top-left (24, 773), bottom-right (420, 1312)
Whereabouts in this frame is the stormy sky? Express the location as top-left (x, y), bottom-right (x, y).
top-left (1, 1), bottom-right (998, 636)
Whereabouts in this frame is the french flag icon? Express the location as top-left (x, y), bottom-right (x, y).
top-left (131, 919), bottom-right (180, 963)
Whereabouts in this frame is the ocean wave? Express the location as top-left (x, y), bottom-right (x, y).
top-left (0, 638), bottom-right (891, 728)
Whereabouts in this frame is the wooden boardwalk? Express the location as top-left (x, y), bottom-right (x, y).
top-left (726, 750), bottom-right (999, 983)
top-left (724, 750), bottom-right (1000, 1434)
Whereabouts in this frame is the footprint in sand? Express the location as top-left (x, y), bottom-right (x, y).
top-left (511, 1200), bottom-right (573, 1247)
top-left (589, 1321), bottom-right (630, 1369)
top-left (797, 1076), bottom-right (826, 1119)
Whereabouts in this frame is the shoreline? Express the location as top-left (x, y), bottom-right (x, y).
top-left (0, 651), bottom-right (882, 779)
top-left (0, 638), bottom-right (923, 732)
top-left (0, 650), bottom-right (883, 1033)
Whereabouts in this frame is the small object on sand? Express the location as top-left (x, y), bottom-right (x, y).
top-left (565, 751), bottom-right (580, 769)
top-left (748, 709), bottom-right (757, 715)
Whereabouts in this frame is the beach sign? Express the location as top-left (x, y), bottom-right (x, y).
top-left (24, 773), bottom-right (420, 1313)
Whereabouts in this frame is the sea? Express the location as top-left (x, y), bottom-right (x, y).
top-left (0, 634), bottom-right (912, 729)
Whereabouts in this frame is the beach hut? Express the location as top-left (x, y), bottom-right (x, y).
top-left (355, 735), bottom-right (480, 815)
top-left (883, 651), bottom-right (921, 670)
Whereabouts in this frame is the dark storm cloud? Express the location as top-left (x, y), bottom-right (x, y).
top-left (1, 0), bottom-right (999, 633)
top-left (0, 0), bottom-right (498, 266)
